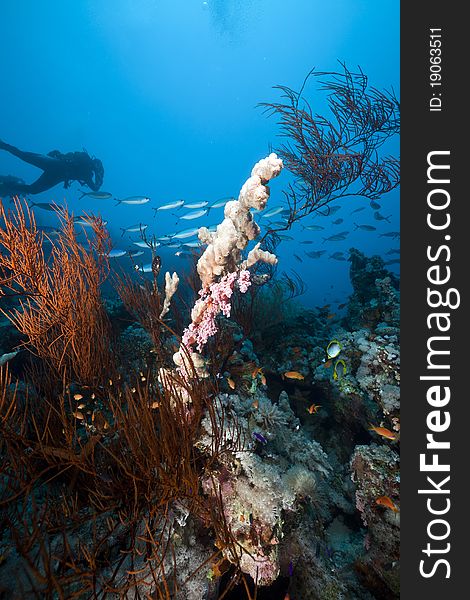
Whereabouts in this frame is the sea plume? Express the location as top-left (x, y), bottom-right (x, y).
top-left (0, 198), bottom-right (114, 386)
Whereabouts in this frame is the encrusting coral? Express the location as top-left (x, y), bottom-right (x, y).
top-left (196, 153), bottom-right (282, 288)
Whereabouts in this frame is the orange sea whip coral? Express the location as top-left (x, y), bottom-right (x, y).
top-left (0, 197), bottom-right (113, 386)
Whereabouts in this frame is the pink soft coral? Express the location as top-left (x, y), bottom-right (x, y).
top-left (182, 270), bottom-right (251, 353)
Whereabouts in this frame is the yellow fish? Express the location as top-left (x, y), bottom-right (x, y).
top-left (227, 377), bottom-right (236, 390)
top-left (333, 359), bottom-right (347, 381)
top-left (326, 340), bottom-right (342, 359)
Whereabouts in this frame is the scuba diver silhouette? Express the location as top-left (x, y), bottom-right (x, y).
top-left (0, 139), bottom-right (104, 197)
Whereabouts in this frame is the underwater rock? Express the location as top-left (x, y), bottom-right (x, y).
top-left (350, 443), bottom-right (400, 597)
top-left (118, 323), bottom-right (155, 376)
top-left (0, 316), bottom-right (23, 360)
top-left (347, 248), bottom-right (400, 330)
top-left (312, 326), bottom-right (400, 448)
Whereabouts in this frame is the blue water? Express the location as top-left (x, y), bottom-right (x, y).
top-left (0, 0), bottom-right (399, 307)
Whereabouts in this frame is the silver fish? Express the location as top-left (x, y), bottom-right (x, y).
top-left (332, 218), bottom-right (344, 225)
top-left (374, 211), bottom-right (391, 222)
top-left (107, 249), bottom-right (127, 258)
top-left (154, 200), bottom-right (184, 211)
top-left (324, 205), bottom-right (341, 216)
top-left (180, 209), bottom-right (208, 220)
top-left (385, 259), bottom-right (400, 265)
top-left (115, 196), bottom-right (151, 205)
top-left (175, 251), bottom-right (192, 258)
top-left (137, 263), bottom-right (154, 273)
top-left (303, 225), bottom-right (325, 231)
top-left (300, 240), bottom-right (314, 244)
top-left (127, 250), bottom-right (144, 257)
top-left (386, 248), bottom-right (400, 255)
top-left (79, 190), bottom-right (113, 200)
top-left (37, 225), bottom-right (60, 236)
top-left (172, 227), bottom-right (200, 240)
top-left (353, 223), bottom-right (376, 231)
top-left (210, 197), bottom-right (233, 208)
top-left (183, 241), bottom-right (201, 248)
top-left (184, 201), bottom-right (209, 209)
top-left (261, 206), bottom-right (284, 218)
top-left (293, 254), bottom-right (303, 262)
top-left (74, 217), bottom-right (108, 227)
top-left (370, 200), bottom-right (381, 210)
top-left (322, 234), bottom-right (348, 242)
top-left (305, 250), bottom-right (326, 258)
top-left (133, 240), bottom-right (159, 248)
top-left (0, 350), bottom-right (19, 366)
top-left (30, 202), bottom-right (59, 211)
top-left (268, 220), bottom-right (289, 228)
top-left (120, 224), bottom-right (148, 236)
top-left (330, 252), bottom-right (345, 259)
top-left (379, 231), bottom-right (400, 238)
top-left (350, 206), bottom-right (366, 214)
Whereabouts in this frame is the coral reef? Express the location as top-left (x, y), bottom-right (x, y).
top-left (0, 161), bottom-right (400, 598)
top-left (197, 390), bottom-right (328, 586)
top-left (351, 444), bottom-right (400, 596)
top-left (118, 323), bottom-right (155, 375)
top-left (347, 248), bottom-right (400, 330)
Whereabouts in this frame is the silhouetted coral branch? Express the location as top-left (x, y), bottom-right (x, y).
top-left (259, 63), bottom-right (400, 233)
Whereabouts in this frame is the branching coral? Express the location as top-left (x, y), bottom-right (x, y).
top-left (159, 271), bottom-right (179, 319)
top-left (114, 263), bottom-right (179, 353)
top-left (259, 64), bottom-right (400, 237)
